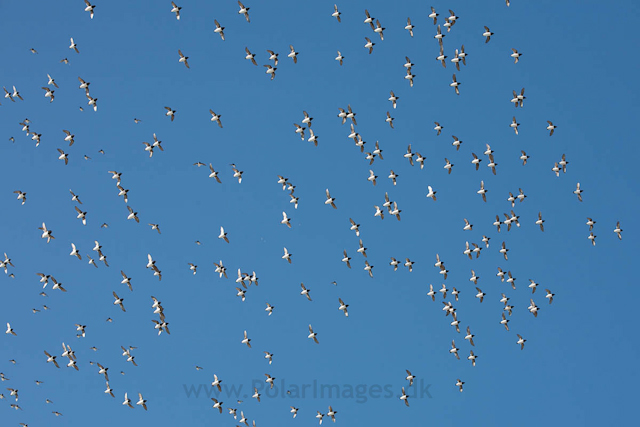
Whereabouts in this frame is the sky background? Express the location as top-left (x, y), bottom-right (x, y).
top-left (1, 0), bottom-right (639, 425)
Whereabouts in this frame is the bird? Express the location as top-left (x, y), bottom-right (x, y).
top-left (238, 1), bottom-right (250, 22)
top-left (213, 19), bottom-right (225, 40)
top-left (483, 26), bottom-right (494, 43)
top-left (500, 242), bottom-right (509, 260)
top-left (434, 25), bottom-right (445, 46)
top-left (113, 292), bottom-right (126, 312)
top-left (427, 284), bottom-right (438, 301)
top-left (239, 411), bottom-right (249, 425)
top-left (404, 258), bottom-right (414, 272)
top-left (465, 326), bottom-right (476, 346)
top-left (436, 47), bottom-right (448, 68)
top-left (469, 270), bottom-right (479, 285)
top-left (384, 111), bottom-right (395, 129)
top-left (364, 9), bottom-right (375, 29)
top-left (241, 330), bottom-right (252, 348)
top-left (3, 86), bottom-right (15, 102)
top-left (171, 2), bottom-right (181, 20)
top-left (400, 387), bottom-right (410, 406)
top-left (349, 218), bottom-right (360, 237)
top-left (11, 86), bottom-right (23, 101)
top-left (614, 221), bottom-right (623, 239)
top-left (13, 190), bottom-right (27, 205)
top-left (188, 263), bottom-right (197, 275)
top-left (211, 374), bottom-right (222, 392)
top-left (536, 212), bottom-right (545, 231)
top-left (116, 271), bottom-right (133, 292)
top-left (444, 158), bottom-right (454, 174)
top-left (456, 379), bottom-right (464, 392)
top-left (560, 154), bottom-right (569, 172)
top-left (57, 149), bottom-right (69, 165)
top-left (450, 340), bottom-right (459, 359)
top-left (211, 397), bottom-right (223, 413)
top-left (545, 289), bottom-right (555, 304)
top-left (327, 406), bottom-right (338, 423)
top-left (510, 116), bottom-right (520, 134)
top-left (252, 387), bottom-right (261, 402)
top-left (178, 50), bottom-right (190, 68)
top-left (374, 19), bottom-right (385, 40)
top-left (425, 185), bottom-right (437, 201)
top-left (501, 313), bottom-right (510, 331)
top-left (450, 74), bottom-right (460, 95)
top-left (231, 164), bottom-right (243, 183)
top-left (281, 212), bottom-right (291, 228)
top-left (244, 47), bottom-right (258, 66)
top-left (528, 299), bottom-right (540, 317)
top-left (338, 298), bottom-right (349, 317)
top-left (332, 4), bottom-right (341, 22)
top-left (264, 64), bottom-right (277, 80)
top-left (74, 206), bottom-right (87, 225)
top-left (325, 189), bottom-right (337, 208)
top-left (39, 223), bottom-right (55, 243)
top-left (164, 106), bottom-right (176, 121)
top-left (405, 17), bottom-right (415, 37)
top-left (69, 38), bottom-right (79, 53)
top-left (288, 45), bottom-right (298, 63)
top-left (341, 250), bottom-right (351, 268)
top-left (364, 37), bottom-right (375, 54)
top-left (335, 51), bottom-right (344, 65)
top-left (123, 392), bottom-right (134, 408)
top-left (517, 334), bottom-right (526, 350)
top-left (96, 363), bottom-right (109, 380)
top-left (547, 121), bottom-right (557, 136)
top-left (487, 154), bottom-right (498, 175)
top-left (78, 77), bottom-right (91, 94)
top-left (308, 324), bottom-right (319, 343)
top-left (116, 184), bottom-right (130, 203)
top-left (388, 91), bottom-right (399, 109)
top-left (83, 1), bottom-right (96, 19)
top-left (468, 350), bottom-right (478, 367)
top-left (300, 283), bottom-right (312, 301)
top-left (126, 206), bottom-right (139, 223)
top-left (517, 88), bottom-right (526, 107)
top-left (44, 351), bottom-right (59, 368)
top-left (439, 263), bottom-right (449, 279)
top-left (282, 247), bottom-right (292, 263)
top-left (405, 69), bottom-right (415, 87)
top-left (6, 323), bottom-right (16, 336)
top-left (388, 170), bottom-right (399, 185)
top-left (477, 181), bottom-right (488, 202)
top-left (356, 239), bottom-right (368, 258)
top-left (367, 170), bottom-right (378, 186)
top-left (511, 48), bottom-right (522, 63)
top-left (520, 150), bottom-right (529, 165)
top-left (574, 183), bottom-right (583, 202)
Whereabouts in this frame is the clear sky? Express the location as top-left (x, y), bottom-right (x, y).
top-left (1, 0), bottom-right (639, 425)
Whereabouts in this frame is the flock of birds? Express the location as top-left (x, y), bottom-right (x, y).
top-left (0, 1), bottom-right (626, 426)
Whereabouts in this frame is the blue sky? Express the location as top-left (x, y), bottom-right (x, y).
top-left (1, 0), bottom-right (639, 425)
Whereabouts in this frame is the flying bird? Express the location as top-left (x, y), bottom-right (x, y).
top-left (171, 2), bottom-right (181, 20)
top-left (238, 1), bottom-right (250, 22)
top-left (178, 50), bottom-right (190, 68)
